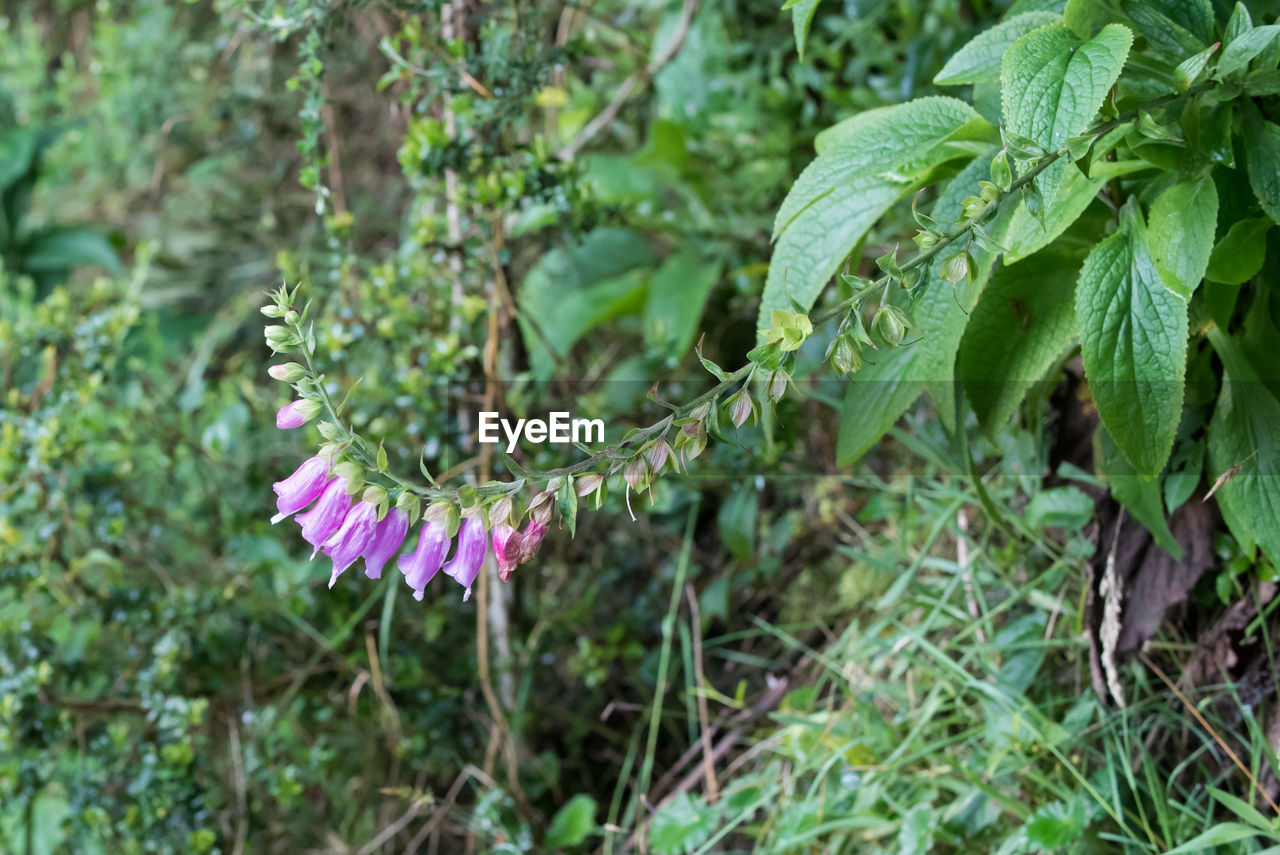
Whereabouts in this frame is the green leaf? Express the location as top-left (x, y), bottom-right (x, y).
top-left (1001, 22), bottom-right (1132, 210)
top-left (1164, 823), bottom-right (1263, 854)
top-left (835, 154), bottom-right (998, 464)
top-left (762, 97), bottom-right (994, 327)
top-left (1148, 175), bottom-right (1218, 299)
top-left (556, 476), bottom-right (578, 538)
top-left (545, 794), bottom-right (597, 849)
top-left (1122, 0), bottom-right (1213, 58)
top-left (1207, 329), bottom-right (1280, 566)
top-left (790, 0), bottom-right (822, 61)
top-left (643, 253), bottom-right (722, 362)
top-left (934, 11), bottom-right (1062, 86)
top-left (1001, 23), bottom-right (1133, 153)
top-left (1218, 25), bottom-right (1280, 78)
top-left (21, 227), bottom-right (123, 275)
top-left (1025, 798), bottom-right (1087, 849)
top-left (650, 793), bottom-right (721, 854)
top-left (1174, 42), bottom-right (1218, 90)
top-left (1244, 112), bottom-right (1280, 223)
top-left (1026, 486), bottom-right (1095, 529)
top-left (1076, 202), bottom-right (1188, 475)
top-left (1098, 427), bottom-right (1181, 557)
top-left (1206, 217), bottom-right (1273, 285)
top-left (897, 804), bottom-right (935, 855)
top-left (960, 251), bottom-right (1081, 431)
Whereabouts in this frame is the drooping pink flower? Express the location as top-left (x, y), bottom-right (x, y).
top-left (492, 523), bottom-right (518, 582)
top-left (361, 508), bottom-right (409, 580)
top-left (276, 398), bottom-right (321, 429)
top-left (442, 516), bottom-right (488, 601)
top-left (514, 520), bottom-right (549, 565)
top-left (296, 477), bottom-right (351, 558)
top-left (271, 456), bottom-right (330, 524)
top-left (398, 521), bottom-right (450, 601)
top-left (322, 501), bottom-right (379, 588)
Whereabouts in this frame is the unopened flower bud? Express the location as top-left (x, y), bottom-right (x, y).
top-left (830, 335), bottom-right (861, 376)
top-left (268, 362), bottom-right (307, 382)
top-left (261, 305), bottom-right (285, 318)
top-left (284, 309), bottom-right (300, 325)
top-left (528, 490), bottom-right (555, 526)
top-left (276, 398), bottom-right (322, 429)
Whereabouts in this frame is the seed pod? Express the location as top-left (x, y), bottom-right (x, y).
top-left (623, 456), bottom-right (649, 491)
top-left (728, 389), bottom-right (757, 428)
top-left (574, 473), bottom-right (604, 497)
top-left (942, 253), bottom-right (969, 284)
top-left (873, 306), bottom-right (909, 348)
top-left (767, 369), bottom-right (789, 403)
top-left (644, 439), bottom-right (671, 474)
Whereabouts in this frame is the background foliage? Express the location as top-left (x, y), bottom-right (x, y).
top-left (4, 0), bottom-right (1280, 853)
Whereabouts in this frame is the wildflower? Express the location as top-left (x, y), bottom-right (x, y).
top-left (513, 520), bottom-right (548, 566)
top-left (398, 521), bottom-right (450, 601)
top-left (271, 456), bottom-right (330, 524)
top-left (361, 508), bottom-right (409, 580)
top-left (296, 477), bottom-right (352, 557)
top-left (322, 501), bottom-right (379, 588)
top-left (442, 516), bottom-right (488, 601)
top-left (277, 398), bottom-right (322, 429)
top-left (492, 523), bottom-right (518, 582)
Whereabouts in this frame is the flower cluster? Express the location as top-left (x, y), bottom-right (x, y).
top-left (261, 285), bottom-right (549, 601)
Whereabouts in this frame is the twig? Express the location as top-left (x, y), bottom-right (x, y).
top-left (1141, 650), bottom-right (1280, 815)
top-left (684, 585), bottom-right (719, 803)
top-left (229, 715), bottom-right (248, 855)
top-left (558, 0), bottom-right (699, 159)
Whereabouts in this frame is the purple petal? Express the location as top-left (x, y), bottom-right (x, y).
top-left (397, 521), bottom-right (450, 601)
top-left (442, 517), bottom-right (488, 600)
top-left (492, 523), bottom-right (518, 582)
top-left (361, 508), bottom-right (409, 580)
top-left (296, 477), bottom-right (352, 557)
top-left (271, 456), bottom-right (330, 524)
top-left (323, 501), bottom-right (379, 588)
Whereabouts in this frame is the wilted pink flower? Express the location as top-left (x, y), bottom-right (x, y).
top-left (323, 501), bottom-right (379, 588)
top-left (443, 516), bottom-right (488, 601)
top-left (514, 520), bottom-right (549, 565)
top-left (492, 523), bottom-right (518, 582)
top-left (296, 477), bottom-right (351, 558)
top-left (271, 456), bottom-right (330, 524)
top-left (362, 508), bottom-right (409, 580)
top-left (398, 521), bottom-right (450, 601)
top-left (276, 398), bottom-right (321, 429)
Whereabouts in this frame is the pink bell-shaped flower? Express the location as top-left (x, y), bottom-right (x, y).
top-left (271, 456), bottom-right (330, 524)
top-left (398, 521), bottom-right (450, 601)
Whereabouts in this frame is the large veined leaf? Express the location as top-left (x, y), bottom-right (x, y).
top-left (960, 251), bottom-right (1081, 432)
top-left (761, 97), bottom-right (994, 328)
top-left (1244, 111), bottom-right (1280, 223)
top-left (836, 153), bottom-right (997, 465)
top-left (1001, 22), bottom-right (1132, 208)
top-left (1147, 175), bottom-right (1218, 299)
top-left (1122, 0), bottom-right (1213, 58)
top-left (934, 11), bottom-right (1062, 86)
top-left (1076, 202), bottom-right (1188, 475)
top-left (643, 252), bottom-right (722, 362)
top-left (1207, 329), bottom-right (1280, 566)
